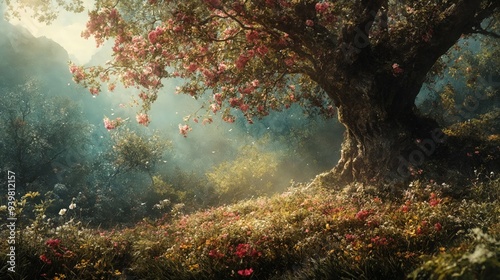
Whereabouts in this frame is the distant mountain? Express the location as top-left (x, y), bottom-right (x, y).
top-left (0, 18), bottom-right (71, 89)
top-left (0, 18), bottom-right (120, 126)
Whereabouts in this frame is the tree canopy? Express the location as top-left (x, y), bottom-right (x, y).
top-left (61, 0), bottom-right (499, 125)
top-left (6, 0), bottom-right (500, 183)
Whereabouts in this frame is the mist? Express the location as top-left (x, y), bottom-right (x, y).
top-left (0, 18), bottom-right (344, 225)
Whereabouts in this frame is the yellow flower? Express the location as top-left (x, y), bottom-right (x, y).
top-left (23, 191), bottom-right (40, 199)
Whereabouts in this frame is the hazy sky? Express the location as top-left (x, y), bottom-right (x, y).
top-left (3, 1), bottom-right (100, 64)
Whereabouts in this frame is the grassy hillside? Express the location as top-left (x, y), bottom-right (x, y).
top-left (2, 174), bottom-right (499, 279)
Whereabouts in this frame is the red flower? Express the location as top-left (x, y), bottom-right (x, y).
top-left (46, 238), bottom-right (61, 248)
top-left (39, 254), bottom-right (52, 264)
top-left (235, 243), bottom-right (251, 258)
top-left (237, 268), bottom-right (254, 276)
top-left (355, 209), bottom-right (371, 221)
top-left (416, 226), bottom-right (424, 235)
top-left (208, 249), bottom-right (224, 259)
top-left (429, 192), bottom-right (441, 207)
top-left (371, 236), bottom-right (388, 246)
top-left (400, 205), bottom-right (410, 212)
top-left (434, 222), bottom-right (442, 232)
top-left (345, 234), bottom-right (357, 242)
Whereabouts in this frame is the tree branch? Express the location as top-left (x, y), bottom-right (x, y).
top-left (469, 26), bottom-right (500, 39)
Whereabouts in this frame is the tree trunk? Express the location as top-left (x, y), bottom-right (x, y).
top-left (327, 71), bottom-right (444, 185)
top-left (323, 0), bottom-right (485, 185)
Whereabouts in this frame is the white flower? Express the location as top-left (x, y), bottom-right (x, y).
top-left (59, 208), bottom-right (67, 216)
top-left (69, 203), bottom-right (76, 210)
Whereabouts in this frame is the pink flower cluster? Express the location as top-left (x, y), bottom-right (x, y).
top-left (178, 124), bottom-right (191, 137)
top-left (148, 26), bottom-right (166, 44)
top-left (315, 2), bottom-right (334, 14)
top-left (82, 8), bottom-right (122, 47)
top-left (236, 51), bottom-right (255, 69)
top-left (136, 113), bottom-right (150, 126)
top-left (69, 64), bottom-right (85, 83)
top-left (245, 30), bottom-right (260, 44)
top-left (103, 117), bottom-right (123, 130)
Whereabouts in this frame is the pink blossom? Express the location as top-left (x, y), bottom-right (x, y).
top-left (210, 103), bottom-right (219, 113)
top-left (223, 116), bottom-right (235, 123)
top-left (245, 30), bottom-right (260, 43)
top-left (305, 19), bottom-right (314, 27)
top-left (213, 93), bottom-right (223, 104)
top-left (103, 117), bottom-right (116, 130)
top-left (89, 87), bottom-right (100, 95)
top-left (69, 65), bottom-right (79, 74)
top-left (251, 79), bottom-right (260, 87)
top-left (148, 30), bottom-right (158, 44)
top-left (256, 45), bottom-right (269, 56)
top-left (218, 62), bottom-right (227, 72)
top-left (240, 103), bottom-right (250, 112)
top-left (315, 2), bottom-right (333, 14)
top-left (139, 92), bottom-right (149, 100)
top-left (69, 64), bottom-right (85, 82)
top-left (229, 97), bottom-right (241, 107)
top-left (178, 124), bottom-right (190, 137)
top-left (172, 25), bottom-right (183, 32)
top-left (136, 113), bottom-right (150, 126)
top-left (202, 69), bottom-right (215, 82)
top-left (186, 63), bottom-right (198, 73)
top-left (236, 55), bottom-right (249, 69)
top-left (108, 83), bottom-right (116, 92)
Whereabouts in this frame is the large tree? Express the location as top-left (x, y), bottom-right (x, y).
top-left (7, 0), bottom-right (500, 185)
